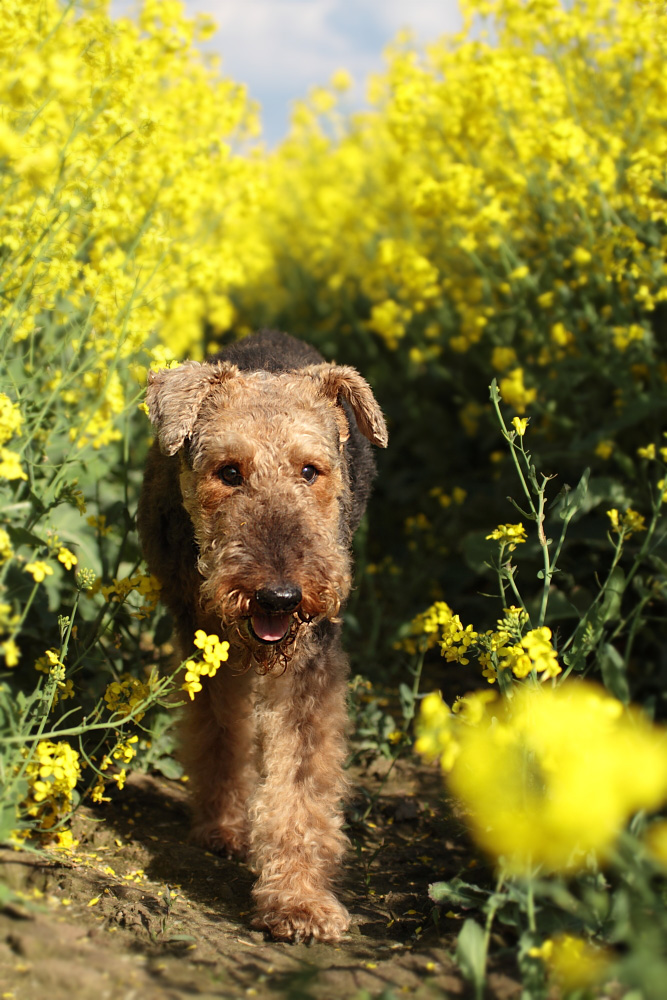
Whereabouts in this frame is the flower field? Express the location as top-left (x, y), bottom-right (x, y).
top-left (2, 0), bottom-right (667, 995)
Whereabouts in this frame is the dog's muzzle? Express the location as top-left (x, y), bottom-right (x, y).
top-left (250, 584), bottom-right (302, 644)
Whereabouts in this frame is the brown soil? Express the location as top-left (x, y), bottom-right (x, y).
top-left (0, 759), bottom-right (521, 1000)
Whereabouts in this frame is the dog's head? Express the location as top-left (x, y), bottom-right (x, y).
top-left (146, 357), bottom-right (387, 659)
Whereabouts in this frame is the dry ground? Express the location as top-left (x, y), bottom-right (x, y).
top-left (0, 758), bottom-right (521, 1000)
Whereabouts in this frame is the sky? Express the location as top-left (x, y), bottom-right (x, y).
top-left (114, 1), bottom-right (463, 144)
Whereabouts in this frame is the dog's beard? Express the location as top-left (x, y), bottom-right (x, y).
top-left (198, 579), bottom-right (344, 675)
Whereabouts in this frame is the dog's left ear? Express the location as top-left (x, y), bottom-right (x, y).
top-left (302, 364), bottom-right (388, 448)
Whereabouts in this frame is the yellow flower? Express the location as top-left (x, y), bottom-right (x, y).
top-left (57, 547), bottom-right (78, 570)
top-left (530, 934), bottom-right (610, 992)
top-left (491, 346), bottom-right (517, 371)
top-left (182, 661), bottom-right (204, 700)
top-left (637, 443), bottom-right (656, 460)
top-left (0, 528), bottom-right (13, 565)
top-left (520, 626), bottom-right (561, 679)
top-left (0, 394), bottom-right (22, 445)
top-left (90, 777), bottom-right (110, 804)
top-left (571, 246), bottom-right (592, 266)
top-left (415, 692), bottom-right (460, 771)
top-left (486, 523), bottom-right (527, 550)
top-left (2, 639), bottom-right (20, 668)
top-left (447, 683), bottom-right (667, 874)
top-left (24, 561), bottom-right (54, 583)
top-left (193, 630), bottom-right (230, 671)
top-left (0, 448), bottom-right (27, 481)
top-left (645, 820), bottom-right (667, 867)
top-left (330, 68), bottom-right (353, 92)
top-left (607, 507), bottom-right (647, 537)
top-left (595, 440), bottom-right (614, 460)
top-left (22, 740), bottom-right (81, 835)
top-left (498, 369), bottom-right (536, 415)
top-left (87, 515), bottom-right (112, 537)
top-left (511, 416), bottom-right (528, 436)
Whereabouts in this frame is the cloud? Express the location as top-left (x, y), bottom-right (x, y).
top-left (112, 0), bottom-right (463, 141)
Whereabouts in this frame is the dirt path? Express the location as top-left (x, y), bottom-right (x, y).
top-left (0, 760), bottom-right (520, 1000)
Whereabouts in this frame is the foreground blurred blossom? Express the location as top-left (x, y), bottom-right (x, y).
top-left (418, 683), bottom-right (667, 873)
top-left (530, 934), bottom-right (611, 992)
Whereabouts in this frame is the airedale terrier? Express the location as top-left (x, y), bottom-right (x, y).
top-left (137, 330), bottom-right (388, 942)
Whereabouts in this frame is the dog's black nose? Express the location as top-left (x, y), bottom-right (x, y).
top-left (255, 585), bottom-right (302, 614)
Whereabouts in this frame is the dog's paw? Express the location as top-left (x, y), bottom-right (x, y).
top-left (252, 893), bottom-right (350, 943)
top-left (191, 821), bottom-right (248, 859)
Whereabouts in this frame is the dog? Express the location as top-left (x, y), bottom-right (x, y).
top-left (137, 329), bottom-right (388, 941)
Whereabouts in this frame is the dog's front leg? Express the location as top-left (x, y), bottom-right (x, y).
top-left (180, 669), bottom-right (256, 857)
top-left (248, 648), bottom-right (350, 942)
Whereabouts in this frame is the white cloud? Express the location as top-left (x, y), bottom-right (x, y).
top-left (113, 0), bottom-right (463, 141)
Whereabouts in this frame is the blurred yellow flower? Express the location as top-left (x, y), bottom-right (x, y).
top-left (57, 547), bottom-right (78, 571)
top-left (25, 561), bottom-right (54, 583)
top-left (2, 639), bottom-right (20, 667)
top-left (530, 934), bottom-right (610, 991)
top-left (595, 440), bottom-right (614, 460)
top-left (607, 507), bottom-right (647, 537)
top-left (499, 369), bottom-right (536, 414)
top-left (0, 448), bottom-right (27, 481)
top-left (447, 683), bottom-right (667, 873)
top-left (644, 820), bottom-right (667, 866)
top-left (0, 394), bottom-right (22, 445)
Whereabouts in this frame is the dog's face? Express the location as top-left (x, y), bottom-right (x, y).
top-left (146, 359), bottom-right (387, 656)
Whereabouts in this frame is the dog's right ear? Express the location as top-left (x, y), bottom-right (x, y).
top-left (145, 361), bottom-right (239, 455)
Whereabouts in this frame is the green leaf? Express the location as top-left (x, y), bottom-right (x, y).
top-left (598, 642), bottom-right (630, 704)
top-left (428, 878), bottom-right (488, 908)
top-left (7, 525), bottom-right (45, 550)
top-left (600, 566), bottom-right (625, 625)
top-left (456, 918), bottom-right (487, 990)
top-left (153, 756), bottom-right (183, 780)
top-left (566, 566), bottom-right (625, 671)
top-left (0, 804), bottom-right (18, 842)
top-left (554, 468), bottom-right (590, 522)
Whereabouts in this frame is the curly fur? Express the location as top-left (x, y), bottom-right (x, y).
top-left (137, 330), bottom-right (387, 942)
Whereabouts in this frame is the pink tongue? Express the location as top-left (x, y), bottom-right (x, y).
top-left (252, 612), bottom-right (291, 642)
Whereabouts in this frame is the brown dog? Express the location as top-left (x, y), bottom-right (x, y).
top-left (137, 330), bottom-right (387, 941)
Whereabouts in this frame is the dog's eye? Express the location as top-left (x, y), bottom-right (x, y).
top-left (301, 464), bottom-right (318, 484)
top-left (217, 465), bottom-right (243, 487)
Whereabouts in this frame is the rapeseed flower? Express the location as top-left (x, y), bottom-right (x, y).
top-left (607, 508), bottom-right (647, 537)
top-left (0, 449), bottom-right (27, 481)
top-left (0, 529), bottom-right (12, 565)
top-left (498, 369), bottom-right (536, 415)
top-left (182, 632), bottom-right (230, 698)
top-left (23, 740), bottom-right (81, 832)
top-left (24, 561), bottom-right (54, 583)
top-left (445, 683), bottom-right (667, 874)
top-left (530, 934), bottom-right (611, 992)
top-left (2, 639), bottom-right (20, 667)
top-left (0, 395), bottom-right (22, 445)
top-left (57, 548), bottom-right (77, 571)
top-left (486, 523), bottom-right (527, 550)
